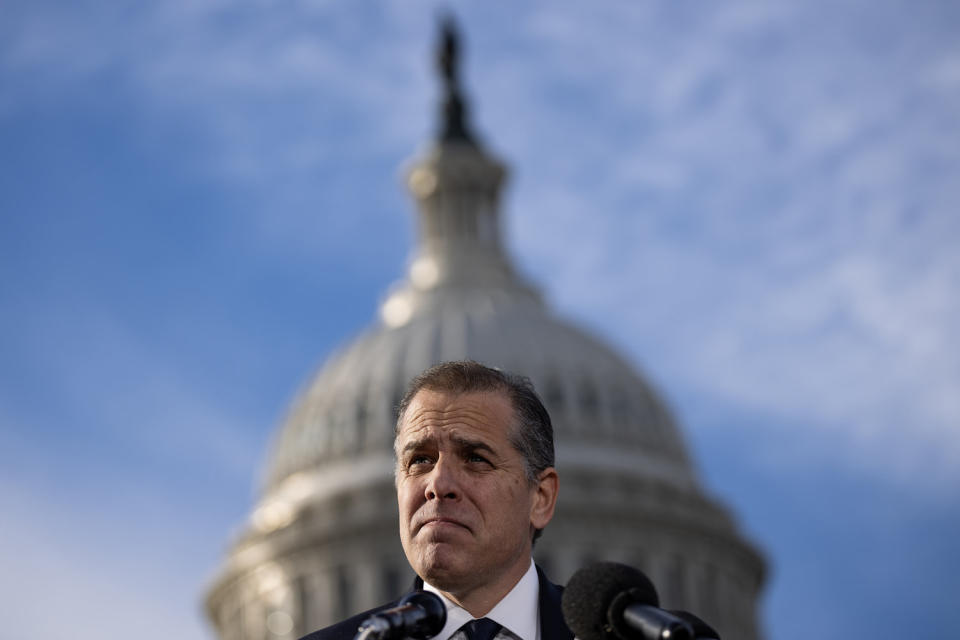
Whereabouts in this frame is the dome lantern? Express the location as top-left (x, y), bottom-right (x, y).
top-left (383, 18), bottom-right (542, 328)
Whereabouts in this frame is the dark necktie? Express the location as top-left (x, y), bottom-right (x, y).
top-left (458, 617), bottom-right (502, 640)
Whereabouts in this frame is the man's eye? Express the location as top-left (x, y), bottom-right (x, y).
top-left (468, 453), bottom-right (490, 464)
top-left (409, 455), bottom-right (432, 466)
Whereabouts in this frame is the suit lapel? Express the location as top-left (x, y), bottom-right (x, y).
top-left (536, 565), bottom-right (574, 640)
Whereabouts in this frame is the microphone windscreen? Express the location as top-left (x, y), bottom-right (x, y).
top-left (561, 562), bottom-right (660, 640)
top-left (667, 610), bottom-right (721, 639)
top-left (398, 591), bottom-right (447, 639)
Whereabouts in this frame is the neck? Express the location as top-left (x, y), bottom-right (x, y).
top-left (434, 556), bottom-right (532, 618)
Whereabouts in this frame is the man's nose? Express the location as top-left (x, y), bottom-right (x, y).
top-left (425, 457), bottom-right (460, 501)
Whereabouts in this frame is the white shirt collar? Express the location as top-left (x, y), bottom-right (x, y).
top-left (423, 559), bottom-right (540, 640)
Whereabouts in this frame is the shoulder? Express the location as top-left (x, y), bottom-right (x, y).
top-left (535, 564), bottom-right (564, 610)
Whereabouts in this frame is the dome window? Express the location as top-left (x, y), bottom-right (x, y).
top-left (578, 377), bottom-right (599, 418)
top-left (335, 564), bottom-right (352, 621)
top-left (355, 396), bottom-right (368, 447)
top-left (543, 376), bottom-right (565, 413)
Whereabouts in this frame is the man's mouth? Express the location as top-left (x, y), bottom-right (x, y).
top-left (418, 516), bottom-right (469, 534)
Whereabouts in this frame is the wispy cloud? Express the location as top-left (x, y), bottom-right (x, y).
top-left (4, 0), bottom-right (957, 492)
top-left (1, 1), bottom-right (430, 265)
top-left (1, 293), bottom-right (266, 480)
top-left (500, 2), bottom-right (960, 494)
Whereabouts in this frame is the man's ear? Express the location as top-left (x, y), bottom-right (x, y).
top-left (530, 467), bottom-right (559, 530)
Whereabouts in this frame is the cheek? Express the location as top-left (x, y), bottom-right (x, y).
top-left (397, 481), bottom-right (420, 516)
top-left (487, 487), bottom-right (531, 521)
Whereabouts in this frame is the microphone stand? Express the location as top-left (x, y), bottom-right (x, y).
top-left (353, 616), bottom-right (391, 640)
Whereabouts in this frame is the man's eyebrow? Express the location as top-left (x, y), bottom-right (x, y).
top-left (399, 437), bottom-right (435, 455)
top-left (398, 434), bottom-right (498, 456)
top-left (449, 434), bottom-right (496, 455)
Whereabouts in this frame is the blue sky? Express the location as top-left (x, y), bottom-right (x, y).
top-left (2, 2), bottom-right (959, 639)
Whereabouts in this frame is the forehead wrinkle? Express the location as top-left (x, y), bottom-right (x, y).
top-left (394, 391), bottom-right (519, 456)
top-left (397, 429), bottom-right (498, 455)
top-left (417, 405), bottom-right (495, 425)
top-left (400, 403), bottom-right (507, 433)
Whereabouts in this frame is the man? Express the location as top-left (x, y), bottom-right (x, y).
top-left (300, 361), bottom-right (572, 640)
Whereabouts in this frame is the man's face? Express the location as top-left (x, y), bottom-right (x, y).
top-left (395, 388), bottom-right (556, 599)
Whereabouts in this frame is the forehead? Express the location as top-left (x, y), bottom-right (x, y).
top-left (397, 388), bottom-right (515, 443)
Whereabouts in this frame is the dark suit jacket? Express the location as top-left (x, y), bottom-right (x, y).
top-left (299, 565), bottom-right (573, 640)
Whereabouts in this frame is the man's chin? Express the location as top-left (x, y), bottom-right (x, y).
top-left (411, 543), bottom-right (472, 588)
top-left (419, 565), bottom-right (472, 594)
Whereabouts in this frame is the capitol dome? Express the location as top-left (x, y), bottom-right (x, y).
top-left (205, 21), bottom-right (765, 640)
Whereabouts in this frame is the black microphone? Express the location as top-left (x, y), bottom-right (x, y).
top-left (667, 610), bottom-right (720, 639)
top-left (354, 591), bottom-right (447, 640)
top-left (561, 561), bottom-right (694, 640)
